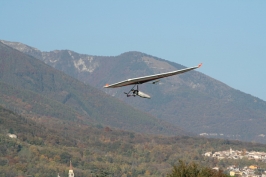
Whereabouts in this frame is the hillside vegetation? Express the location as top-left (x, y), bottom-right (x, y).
top-left (1, 105), bottom-right (266, 176)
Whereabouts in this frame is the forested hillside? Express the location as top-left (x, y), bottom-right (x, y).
top-left (4, 40), bottom-right (266, 143)
top-left (1, 105), bottom-right (266, 176)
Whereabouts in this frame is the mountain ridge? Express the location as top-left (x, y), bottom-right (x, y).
top-left (0, 41), bottom-right (187, 136)
top-left (2, 40), bottom-right (266, 143)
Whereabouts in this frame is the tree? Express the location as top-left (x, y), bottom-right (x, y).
top-left (8, 128), bottom-right (14, 134)
top-left (167, 160), bottom-right (229, 177)
top-left (60, 152), bottom-right (72, 164)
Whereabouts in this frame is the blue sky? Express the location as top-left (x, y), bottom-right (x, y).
top-left (1, 1), bottom-right (266, 101)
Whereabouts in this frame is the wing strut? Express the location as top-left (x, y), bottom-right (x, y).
top-left (124, 85), bottom-right (137, 97)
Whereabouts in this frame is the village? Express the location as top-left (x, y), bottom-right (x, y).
top-left (203, 148), bottom-right (266, 176)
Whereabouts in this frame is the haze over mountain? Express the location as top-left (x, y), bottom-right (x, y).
top-left (0, 41), bottom-right (186, 136)
top-left (2, 40), bottom-right (266, 143)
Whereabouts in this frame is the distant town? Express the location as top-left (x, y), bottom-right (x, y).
top-left (203, 148), bottom-right (266, 176)
top-left (199, 133), bottom-right (266, 139)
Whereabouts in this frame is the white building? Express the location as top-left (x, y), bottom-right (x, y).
top-left (204, 152), bottom-right (212, 157)
top-left (69, 160), bottom-right (74, 177)
top-left (7, 133), bottom-right (17, 139)
top-left (58, 160), bottom-right (74, 177)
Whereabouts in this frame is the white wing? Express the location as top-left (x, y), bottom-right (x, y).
top-left (104, 63), bottom-right (202, 88)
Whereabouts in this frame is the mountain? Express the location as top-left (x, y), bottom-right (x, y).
top-left (2, 40), bottom-right (266, 143)
top-left (0, 41), bottom-right (187, 136)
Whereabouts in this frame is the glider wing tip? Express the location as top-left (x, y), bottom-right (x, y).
top-left (198, 63), bottom-right (203, 68)
top-left (104, 84), bottom-right (109, 88)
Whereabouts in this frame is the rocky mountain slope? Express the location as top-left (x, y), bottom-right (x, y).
top-left (2, 40), bottom-right (266, 143)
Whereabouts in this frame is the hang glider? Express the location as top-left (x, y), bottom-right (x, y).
top-left (104, 63), bottom-right (202, 99)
